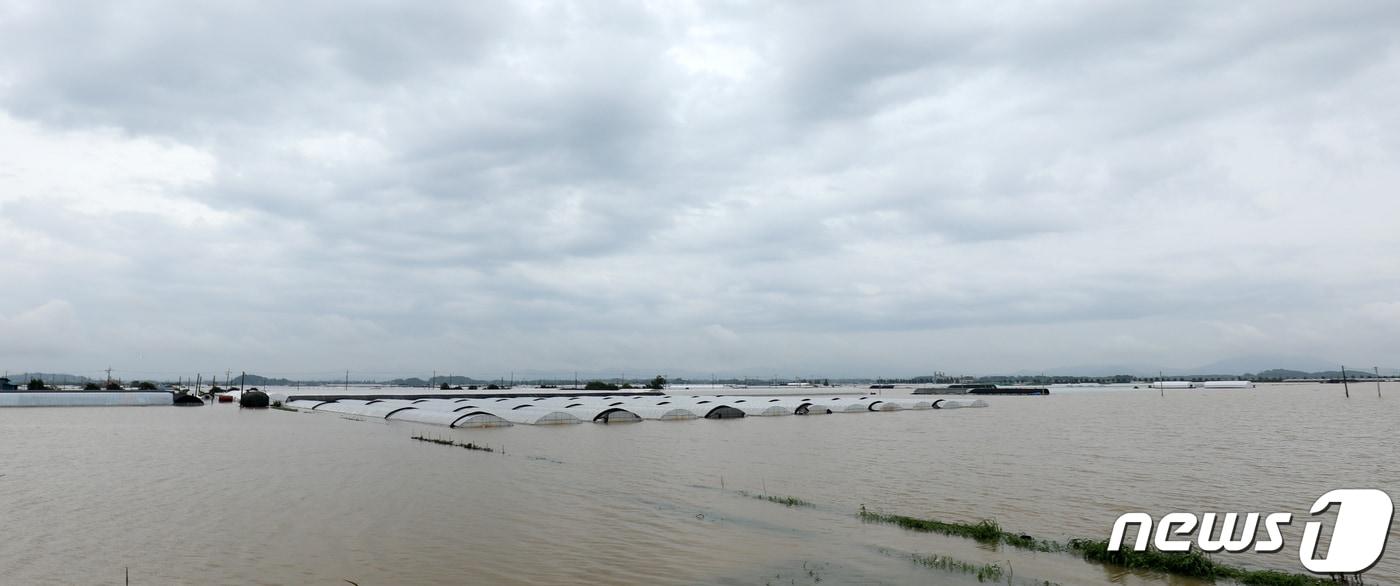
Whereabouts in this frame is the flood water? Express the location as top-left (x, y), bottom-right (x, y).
top-left (0, 383), bottom-right (1396, 585)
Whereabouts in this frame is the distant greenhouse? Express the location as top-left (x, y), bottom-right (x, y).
top-left (0, 392), bottom-right (173, 407)
top-left (278, 391), bottom-right (989, 429)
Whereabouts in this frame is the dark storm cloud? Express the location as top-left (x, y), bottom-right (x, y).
top-left (2, 1), bottom-right (1399, 378)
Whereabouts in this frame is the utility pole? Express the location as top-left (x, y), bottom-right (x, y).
top-left (1377, 367), bottom-right (1383, 398)
top-left (344, 370), bottom-right (349, 392)
top-left (1342, 365), bottom-right (1350, 398)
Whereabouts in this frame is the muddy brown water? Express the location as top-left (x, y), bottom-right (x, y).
top-left (0, 383), bottom-right (1395, 584)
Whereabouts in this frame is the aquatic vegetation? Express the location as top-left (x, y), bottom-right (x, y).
top-left (764, 495), bottom-right (813, 508)
top-left (861, 506), bottom-right (1342, 585)
top-left (1071, 538), bottom-right (1217, 577)
top-left (738, 490), bottom-right (814, 508)
top-left (410, 434), bottom-right (494, 453)
top-left (909, 553), bottom-right (1004, 582)
top-left (1071, 539), bottom-right (1336, 585)
top-left (857, 507), bottom-right (1061, 552)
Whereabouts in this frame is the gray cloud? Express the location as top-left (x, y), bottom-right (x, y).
top-left (2, 1), bottom-right (1399, 379)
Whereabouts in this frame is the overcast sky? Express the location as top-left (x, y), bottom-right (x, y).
top-left (2, 1), bottom-right (1398, 380)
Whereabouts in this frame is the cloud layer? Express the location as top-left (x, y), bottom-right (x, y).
top-left (2, 1), bottom-right (1398, 379)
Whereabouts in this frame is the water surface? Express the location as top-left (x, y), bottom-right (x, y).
top-left (0, 383), bottom-right (1395, 584)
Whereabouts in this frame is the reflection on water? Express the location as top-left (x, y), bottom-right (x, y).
top-left (0, 383), bottom-right (1395, 584)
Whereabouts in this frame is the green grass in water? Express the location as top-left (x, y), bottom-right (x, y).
top-left (858, 507), bottom-right (1062, 552)
top-left (863, 508), bottom-right (1341, 585)
top-left (1072, 539), bottom-right (1336, 585)
top-left (909, 553), bottom-right (1004, 582)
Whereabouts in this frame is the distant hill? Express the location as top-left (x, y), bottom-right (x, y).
top-left (1190, 355), bottom-right (1341, 376)
top-left (385, 376), bottom-right (486, 387)
top-left (1017, 364), bottom-right (1158, 377)
top-left (230, 373), bottom-right (297, 387)
top-left (1252, 369), bottom-right (1312, 379)
top-left (1011, 354), bottom-right (1390, 378)
top-left (0, 373), bottom-right (93, 384)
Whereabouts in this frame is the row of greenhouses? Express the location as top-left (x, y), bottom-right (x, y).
top-left (282, 394), bottom-right (988, 428)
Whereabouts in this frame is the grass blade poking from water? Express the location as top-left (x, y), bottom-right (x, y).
top-left (737, 490), bottom-right (815, 508)
top-left (861, 506), bottom-right (1343, 585)
top-left (858, 506), bottom-right (1062, 552)
top-left (909, 553), bottom-right (1005, 582)
top-left (862, 506), bottom-right (1344, 584)
top-left (1071, 539), bottom-right (1341, 585)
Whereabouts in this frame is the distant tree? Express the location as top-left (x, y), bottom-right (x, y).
top-left (136, 381), bottom-right (158, 390)
top-left (104, 381), bottom-right (122, 390)
top-left (620, 383), bottom-right (634, 390)
top-left (646, 375), bottom-right (667, 390)
top-left (485, 383), bottom-right (500, 390)
top-left (584, 381), bottom-right (619, 391)
top-left (27, 378), bottom-right (46, 390)
top-left (83, 382), bottom-right (100, 390)
top-left (440, 382), bottom-right (451, 391)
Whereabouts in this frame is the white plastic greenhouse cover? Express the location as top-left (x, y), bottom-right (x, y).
top-left (497, 406), bottom-right (582, 425)
top-left (0, 392), bottom-right (172, 407)
top-left (486, 398), bottom-right (542, 412)
top-left (934, 399), bottom-right (989, 409)
top-left (534, 403), bottom-right (643, 423)
top-left (286, 399), bottom-right (332, 410)
top-left (321, 399), bottom-right (371, 408)
top-left (883, 399), bottom-right (932, 410)
top-left (758, 398), bottom-right (827, 415)
top-left (664, 398), bottom-right (746, 419)
top-left (530, 397), bottom-right (611, 409)
top-left (868, 400), bottom-right (903, 412)
top-left (314, 402), bottom-right (417, 418)
top-left (405, 399), bottom-right (493, 412)
top-left (387, 409), bottom-right (512, 428)
top-left (726, 398), bottom-right (790, 417)
top-left (581, 407), bottom-right (643, 423)
top-left (823, 398), bottom-right (875, 413)
top-left (1202, 380), bottom-right (1252, 389)
top-left (627, 404), bottom-right (699, 420)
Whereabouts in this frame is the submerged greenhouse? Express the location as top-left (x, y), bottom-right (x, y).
top-left (279, 391), bottom-right (988, 429)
